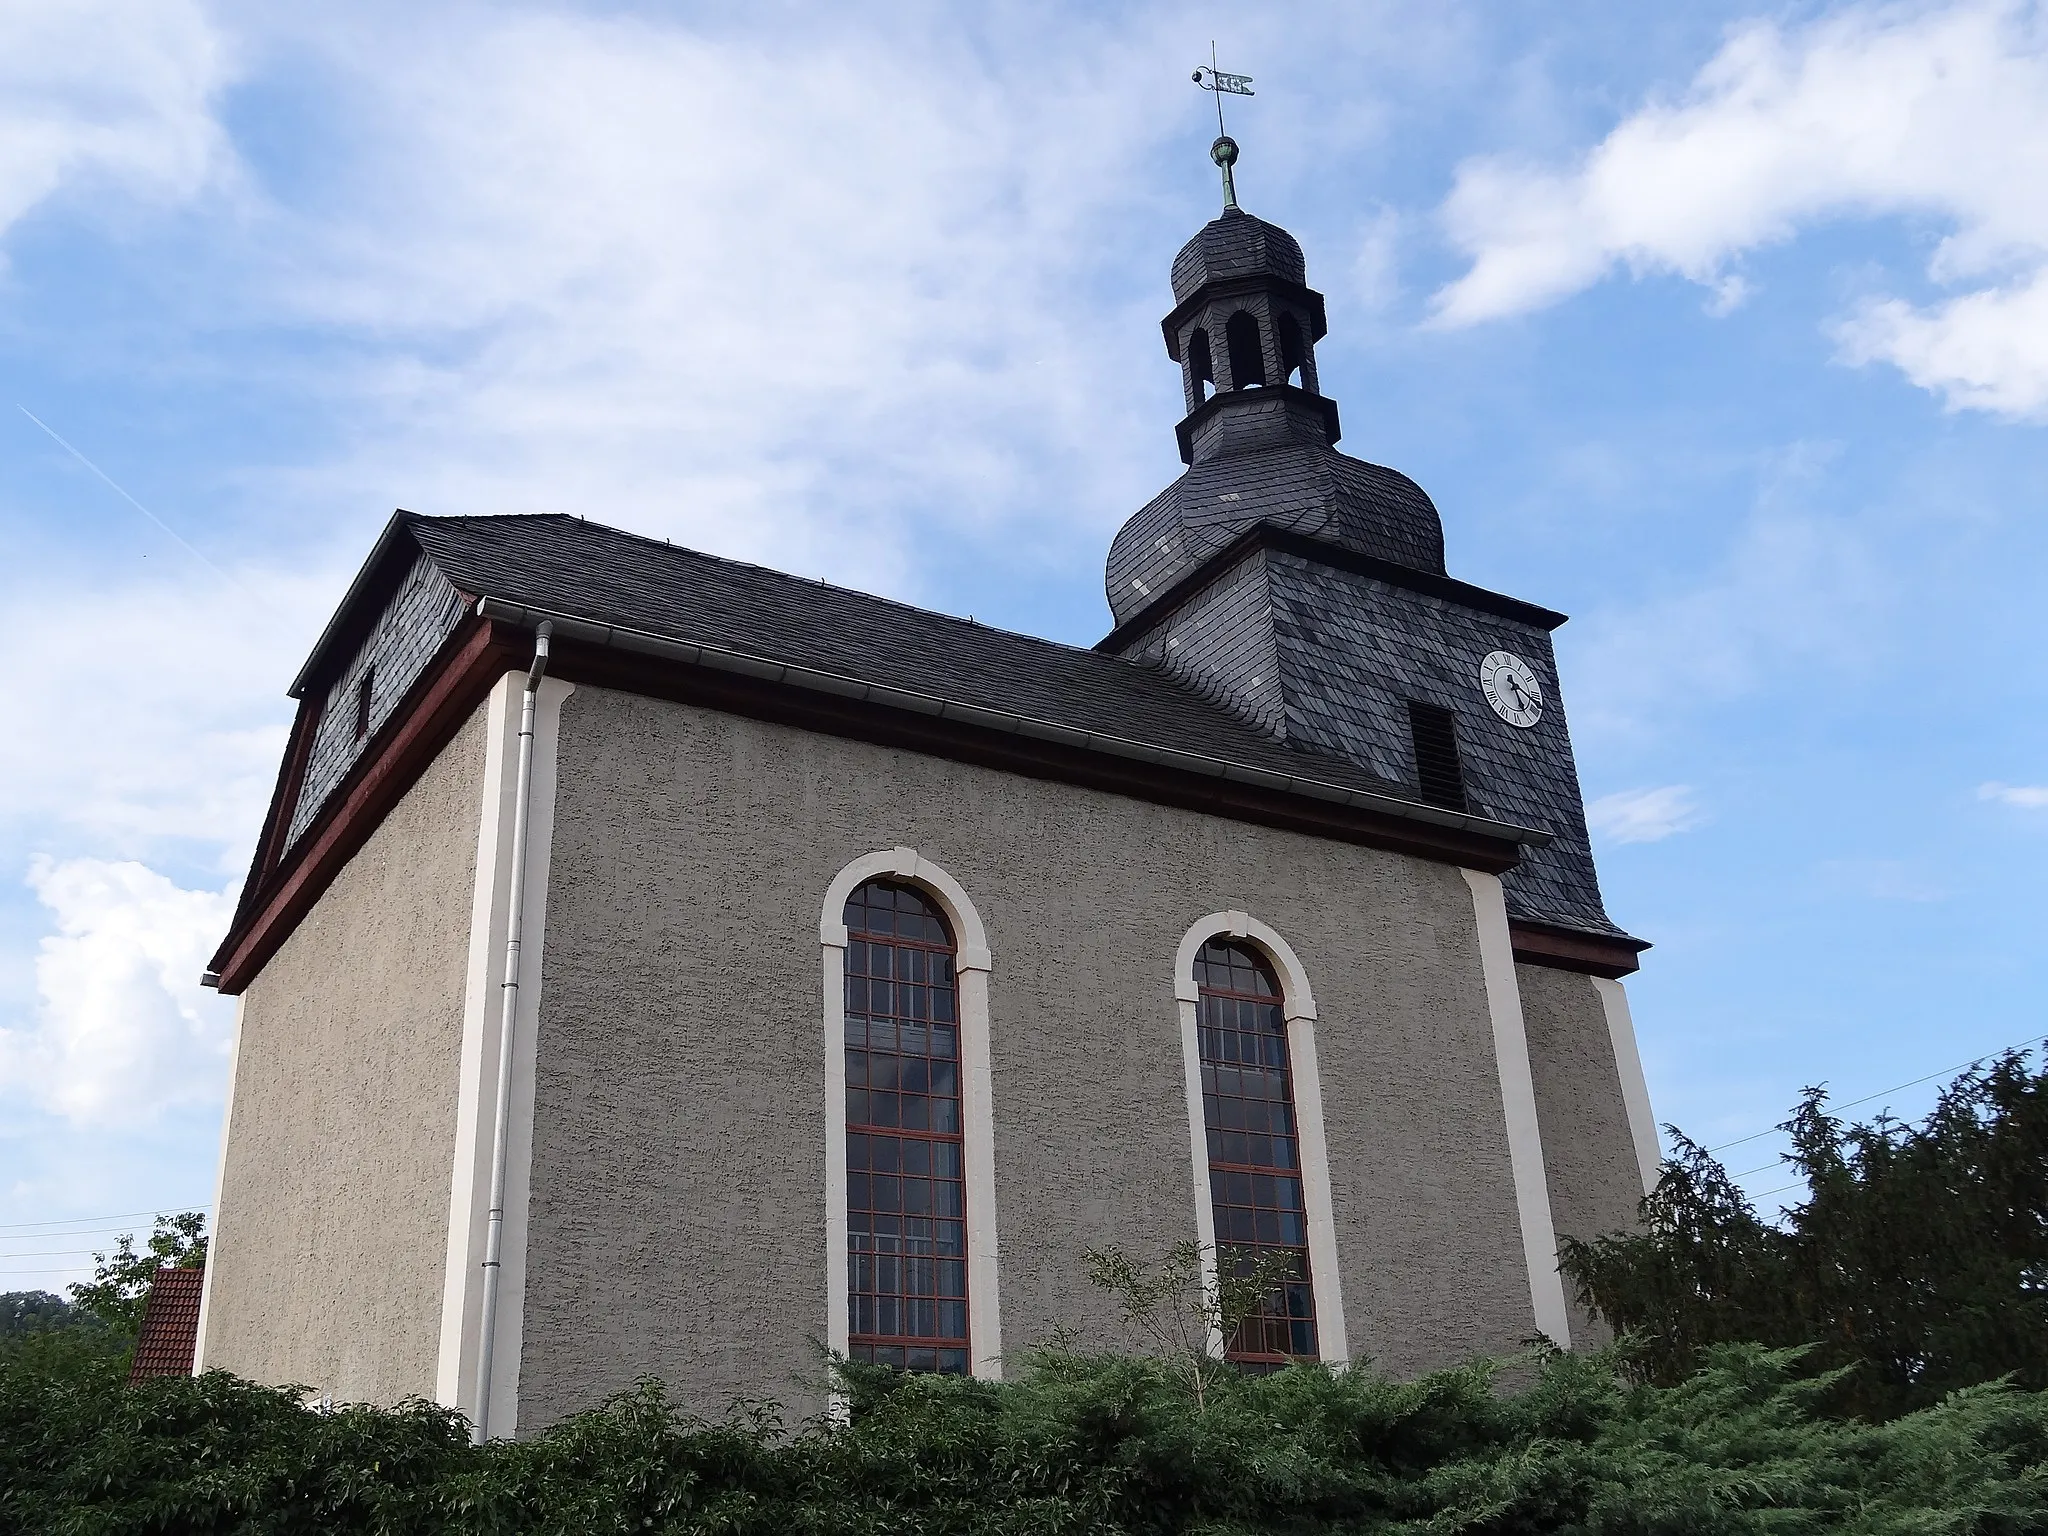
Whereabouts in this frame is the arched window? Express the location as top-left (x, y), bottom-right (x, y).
top-left (1224, 310), bottom-right (1267, 389)
top-left (842, 880), bottom-right (970, 1374)
top-left (1196, 938), bottom-right (1318, 1365)
top-left (1277, 312), bottom-right (1306, 386)
top-left (1189, 326), bottom-right (1215, 401)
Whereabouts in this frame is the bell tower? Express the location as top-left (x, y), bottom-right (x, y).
top-left (1167, 141), bottom-right (1329, 409)
top-left (1102, 142), bottom-right (1643, 969)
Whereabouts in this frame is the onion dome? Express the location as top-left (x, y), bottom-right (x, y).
top-left (1170, 209), bottom-right (1307, 302)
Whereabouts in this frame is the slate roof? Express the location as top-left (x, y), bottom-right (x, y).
top-left (403, 512), bottom-right (1439, 808)
top-left (1106, 411), bottom-right (1448, 630)
top-left (128, 1267), bottom-right (203, 1382)
top-left (1171, 208), bottom-right (1307, 301)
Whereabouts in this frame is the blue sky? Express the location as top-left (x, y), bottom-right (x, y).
top-left (4, 0), bottom-right (2046, 1289)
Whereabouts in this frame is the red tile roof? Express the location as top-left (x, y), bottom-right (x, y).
top-left (128, 1267), bottom-right (204, 1382)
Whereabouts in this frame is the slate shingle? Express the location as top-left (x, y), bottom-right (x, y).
top-left (1109, 540), bottom-right (1626, 938)
top-left (1171, 208), bottom-right (1308, 300)
top-left (288, 553), bottom-right (465, 848)
top-left (1106, 436), bottom-right (1449, 630)
top-left (321, 512), bottom-right (1450, 818)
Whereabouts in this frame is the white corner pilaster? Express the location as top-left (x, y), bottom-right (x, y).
top-left (190, 993), bottom-right (246, 1374)
top-left (1460, 869), bottom-right (1572, 1349)
top-left (436, 673), bottom-right (573, 1432)
top-left (1592, 977), bottom-right (1661, 1196)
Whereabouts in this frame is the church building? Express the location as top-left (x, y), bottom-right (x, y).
top-left (194, 141), bottom-right (1658, 1437)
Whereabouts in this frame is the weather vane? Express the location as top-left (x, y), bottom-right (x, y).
top-left (1192, 42), bottom-right (1254, 211)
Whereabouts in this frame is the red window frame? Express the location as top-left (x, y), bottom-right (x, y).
top-left (842, 880), bottom-right (970, 1375)
top-left (1196, 938), bottom-right (1319, 1367)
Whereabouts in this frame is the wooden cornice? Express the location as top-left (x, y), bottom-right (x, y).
top-left (1508, 920), bottom-right (1648, 978)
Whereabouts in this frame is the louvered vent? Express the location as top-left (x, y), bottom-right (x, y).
top-left (1407, 701), bottom-right (1467, 811)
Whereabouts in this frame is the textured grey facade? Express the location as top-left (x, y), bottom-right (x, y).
top-left (1516, 962), bottom-right (1648, 1342)
top-left (517, 684), bottom-right (1540, 1425)
top-left (288, 552), bottom-right (466, 847)
top-left (205, 700), bottom-right (486, 1402)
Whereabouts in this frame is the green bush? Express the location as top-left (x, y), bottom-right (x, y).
top-left (2, 1342), bottom-right (2045, 1533)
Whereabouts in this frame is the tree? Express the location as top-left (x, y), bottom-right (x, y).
top-left (1080, 1240), bottom-right (1306, 1410)
top-left (0, 1292), bottom-right (83, 1341)
top-left (1560, 1049), bottom-right (2048, 1418)
top-left (67, 1211), bottom-right (208, 1337)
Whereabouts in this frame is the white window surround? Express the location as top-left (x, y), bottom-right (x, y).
top-left (820, 848), bottom-right (1003, 1379)
top-left (1172, 911), bottom-right (1350, 1365)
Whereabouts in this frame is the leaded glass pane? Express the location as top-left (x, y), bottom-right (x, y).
top-left (845, 881), bottom-right (969, 1376)
top-left (1196, 938), bottom-right (1320, 1366)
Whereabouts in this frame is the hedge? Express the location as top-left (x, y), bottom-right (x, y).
top-left (4, 1335), bottom-right (2045, 1534)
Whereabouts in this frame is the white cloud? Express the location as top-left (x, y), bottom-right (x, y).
top-left (185, 6), bottom-right (1213, 584)
top-left (1571, 442), bottom-right (1893, 737)
top-left (1353, 205), bottom-right (1406, 312)
top-left (1587, 784), bottom-right (1703, 843)
top-left (0, 857), bottom-right (235, 1124)
top-left (1818, 857), bottom-right (1948, 901)
top-left (0, 562), bottom-right (324, 863)
top-left (1704, 273), bottom-right (1752, 318)
top-left (1836, 269), bottom-right (2048, 415)
top-left (1978, 780), bottom-right (2048, 807)
top-left (1431, 1), bottom-right (2048, 417)
top-left (0, 0), bottom-right (236, 252)
top-left (0, 553), bottom-right (334, 1192)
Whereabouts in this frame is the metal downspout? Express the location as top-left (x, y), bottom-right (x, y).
top-left (471, 620), bottom-right (552, 1443)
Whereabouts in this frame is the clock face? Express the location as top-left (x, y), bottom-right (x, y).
top-left (1479, 650), bottom-right (1544, 728)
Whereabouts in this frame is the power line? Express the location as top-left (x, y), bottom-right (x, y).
top-left (1704, 1032), bottom-right (2048, 1155)
top-left (0, 1218), bottom-right (203, 1237)
top-left (0, 1206), bottom-right (210, 1234)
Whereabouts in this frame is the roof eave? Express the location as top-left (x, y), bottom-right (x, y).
top-left (474, 595), bottom-right (1552, 853)
top-left (1099, 522), bottom-right (1569, 650)
top-left (285, 510), bottom-right (429, 699)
